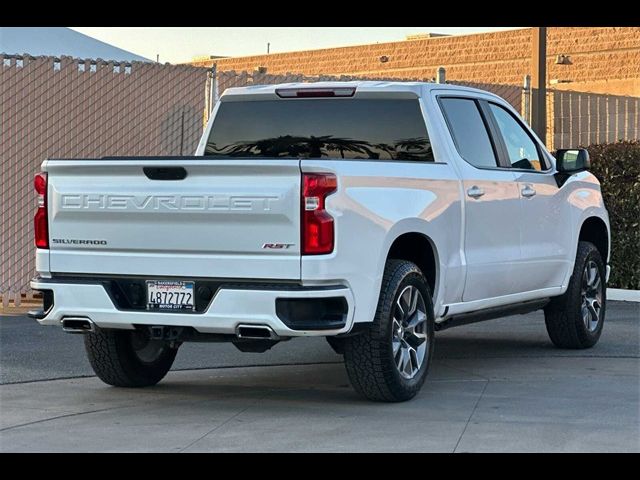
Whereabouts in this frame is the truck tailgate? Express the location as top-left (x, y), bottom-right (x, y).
top-left (45, 158), bottom-right (301, 280)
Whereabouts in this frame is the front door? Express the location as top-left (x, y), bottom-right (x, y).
top-left (486, 102), bottom-right (573, 293)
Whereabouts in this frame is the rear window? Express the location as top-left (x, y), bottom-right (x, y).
top-left (204, 99), bottom-right (434, 161)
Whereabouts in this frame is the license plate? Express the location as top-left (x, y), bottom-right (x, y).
top-left (146, 280), bottom-right (195, 311)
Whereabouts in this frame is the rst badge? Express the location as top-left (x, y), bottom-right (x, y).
top-left (262, 243), bottom-right (294, 249)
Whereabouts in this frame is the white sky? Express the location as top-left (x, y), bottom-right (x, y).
top-left (71, 27), bottom-right (520, 64)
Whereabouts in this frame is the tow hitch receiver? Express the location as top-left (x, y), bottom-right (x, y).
top-left (148, 326), bottom-right (183, 341)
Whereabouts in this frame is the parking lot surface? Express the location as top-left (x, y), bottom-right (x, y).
top-left (1, 301), bottom-right (638, 452)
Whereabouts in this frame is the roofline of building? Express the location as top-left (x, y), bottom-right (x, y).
top-left (189, 27), bottom-right (529, 65)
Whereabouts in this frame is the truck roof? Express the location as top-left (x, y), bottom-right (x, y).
top-left (220, 81), bottom-right (504, 102)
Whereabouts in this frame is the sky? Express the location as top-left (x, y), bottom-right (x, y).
top-left (70, 27), bottom-right (520, 64)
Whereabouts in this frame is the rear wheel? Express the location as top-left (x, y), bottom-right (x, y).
top-left (544, 241), bottom-right (606, 349)
top-left (343, 259), bottom-right (435, 402)
top-left (84, 328), bottom-right (178, 387)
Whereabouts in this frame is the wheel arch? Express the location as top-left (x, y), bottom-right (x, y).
top-left (385, 231), bottom-right (439, 300)
top-left (578, 216), bottom-right (609, 264)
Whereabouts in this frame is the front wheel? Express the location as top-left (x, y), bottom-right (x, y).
top-left (544, 241), bottom-right (606, 349)
top-left (84, 328), bottom-right (178, 387)
top-left (343, 259), bottom-right (435, 402)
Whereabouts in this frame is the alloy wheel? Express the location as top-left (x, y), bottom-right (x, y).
top-left (581, 260), bottom-right (603, 332)
top-left (392, 285), bottom-right (428, 379)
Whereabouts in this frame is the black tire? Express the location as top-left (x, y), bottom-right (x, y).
top-left (343, 259), bottom-right (435, 402)
top-left (544, 241), bottom-right (606, 349)
top-left (84, 328), bottom-right (178, 387)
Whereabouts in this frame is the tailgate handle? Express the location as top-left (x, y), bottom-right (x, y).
top-left (143, 167), bottom-right (187, 181)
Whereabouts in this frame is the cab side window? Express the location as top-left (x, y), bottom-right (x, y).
top-left (488, 103), bottom-right (545, 171)
top-left (440, 98), bottom-right (498, 169)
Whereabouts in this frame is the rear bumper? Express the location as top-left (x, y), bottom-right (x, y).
top-left (30, 278), bottom-right (355, 337)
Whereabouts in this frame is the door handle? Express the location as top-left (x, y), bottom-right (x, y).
top-left (467, 186), bottom-right (485, 199)
top-left (521, 185), bottom-right (537, 198)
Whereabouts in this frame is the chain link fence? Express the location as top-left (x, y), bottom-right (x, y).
top-left (1, 55), bottom-right (209, 306)
top-left (546, 89), bottom-right (640, 150)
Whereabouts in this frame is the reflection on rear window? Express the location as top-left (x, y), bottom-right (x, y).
top-left (204, 99), bottom-right (434, 161)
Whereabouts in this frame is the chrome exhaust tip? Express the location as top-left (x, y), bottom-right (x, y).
top-left (61, 317), bottom-right (95, 334)
top-left (236, 324), bottom-right (279, 340)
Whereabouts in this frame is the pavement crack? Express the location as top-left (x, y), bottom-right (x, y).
top-left (0, 405), bottom-right (130, 433)
top-left (1, 362), bottom-right (343, 386)
top-left (178, 400), bottom-right (260, 452)
top-left (453, 380), bottom-right (489, 453)
top-left (172, 361), bottom-right (342, 374)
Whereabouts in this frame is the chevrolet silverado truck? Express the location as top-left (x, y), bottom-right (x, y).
top-left (29, 82), bottom-right (610, 402)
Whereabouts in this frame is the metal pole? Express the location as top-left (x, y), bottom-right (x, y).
top-left (436, 67), bottom-right (446, 84)
top-left (209, 64), bottom-right (217, 113)
top-left (523, 74), bottom-right (531, 125)
top-left (531, 27), bottom-right (547, 142)
top-left (179, 110), bottom-right (185, 156)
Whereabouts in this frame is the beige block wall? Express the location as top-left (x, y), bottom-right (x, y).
top-left (192, 27), bottom-right (640, 96)
top-left (195, 28), bottom-right (533, 85)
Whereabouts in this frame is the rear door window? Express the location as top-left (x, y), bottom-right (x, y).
top-left (205, 99), bottom-right (434, 161)
top-left (439, 97), bottom-right (498, 168)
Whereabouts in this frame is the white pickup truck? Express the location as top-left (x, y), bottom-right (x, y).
top-left (30, 81), bottom-right (610, 402)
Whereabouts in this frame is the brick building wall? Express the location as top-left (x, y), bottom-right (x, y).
top-left (191, 27), bottom-right (640, 96)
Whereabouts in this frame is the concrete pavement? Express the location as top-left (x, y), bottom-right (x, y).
top-left (1, 301), bottom-right (638, 452)
top-left (1, 357), bottom-right (637, 452)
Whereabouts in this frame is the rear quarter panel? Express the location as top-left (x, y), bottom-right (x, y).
top-left (301, 159), bottom-right (463, 323)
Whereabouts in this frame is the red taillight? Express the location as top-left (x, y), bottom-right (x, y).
top-left (302, 173), bottom-right (337, 255)
top-left (34, 172), bottom-right (48, 249)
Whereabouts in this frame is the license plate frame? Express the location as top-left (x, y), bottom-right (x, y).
top-left (146, 280), bottom-right (195, 312)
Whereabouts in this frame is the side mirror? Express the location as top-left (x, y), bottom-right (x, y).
top-left (556, 149), bottom-right (590, 174)
top-left (554, 149), bottom-right (590, 187)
